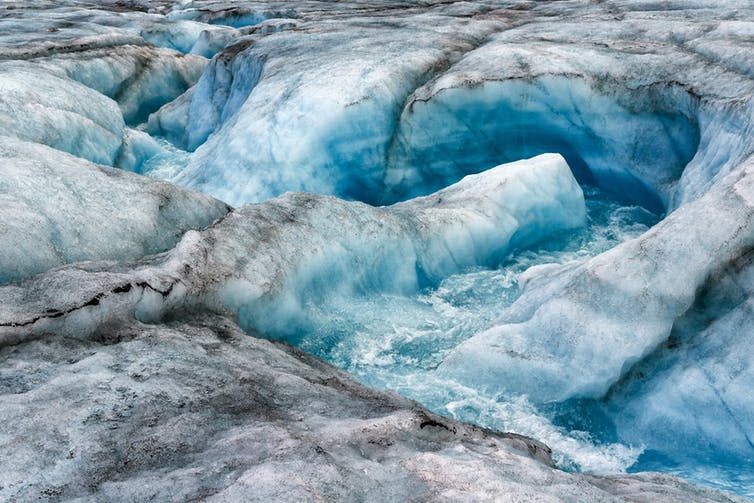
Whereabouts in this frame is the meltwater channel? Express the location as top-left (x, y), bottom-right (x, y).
top-left (139, 132), bottom-right (752, 495)
top-left (192, 181), bottom-right (662, 472)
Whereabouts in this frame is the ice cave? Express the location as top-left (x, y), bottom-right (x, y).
top-left (1, 1), bottom-right (753, 501)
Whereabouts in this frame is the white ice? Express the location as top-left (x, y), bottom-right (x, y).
top-left (0, 136), bottom-right (228, 284)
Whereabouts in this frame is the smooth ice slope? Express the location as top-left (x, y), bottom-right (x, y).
top-left (0, 63), bottom-right (125, 166)
top-left (0, 137), bottom-right (229, 284)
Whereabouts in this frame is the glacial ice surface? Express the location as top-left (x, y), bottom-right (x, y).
top-left (142, 1), bottom-right (754, 495)
top-left (0, 136), bottom-right (229, 284)
top-left (2, 0), bottom-right (754, 500)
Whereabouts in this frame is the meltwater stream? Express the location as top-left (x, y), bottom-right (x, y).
top-left (136, 134), bottom-right (753, 497)
top-left (257, 187), bottom-right (660, 474)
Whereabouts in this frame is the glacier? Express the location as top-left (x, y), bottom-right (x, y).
top-left (1, 0), bottom-right (754, 501)
top-left (0, 136), bottom-right (229, 284)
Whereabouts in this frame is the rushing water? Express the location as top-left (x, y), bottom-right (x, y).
top-left (139, 144), bottom-right (750, 496)
top-left (261, 187), bottom-right (661, 475)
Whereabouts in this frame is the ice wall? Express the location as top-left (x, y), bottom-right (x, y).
top-left (385, 76), bottom-right (699, 213)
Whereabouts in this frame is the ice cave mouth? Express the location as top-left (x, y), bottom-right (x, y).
top-left (144, 70), bottom-right (703, 216)
top-left (377, 76), bottom-right (702, 215)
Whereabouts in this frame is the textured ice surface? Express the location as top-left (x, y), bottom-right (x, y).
top-left (3, 314), bottom-right (743, 503)
top-left (0, 136), bottom-right (229, 284)
top-left (0, 173), bottom-right (742, 502)
top-left (2, 0), bottom-right (754, 500)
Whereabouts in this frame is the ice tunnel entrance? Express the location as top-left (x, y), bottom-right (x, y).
top-left (141, 66), bottom-right (701, 215)
top-left (381, 76), bottom-right (701, 214)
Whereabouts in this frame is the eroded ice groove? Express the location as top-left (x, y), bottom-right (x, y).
top-left (41, 45), bottom-right (207, 125)
top-left (140, 0), bottom-right (754, 217)
top-left (167, 3), bottom-right (295, 29)
top-left (148, 39), bottom-right (265, 151)
top-left (144, 10), bottom-right (712, 213)
top-left (149, 14), bottom-right (505, 205)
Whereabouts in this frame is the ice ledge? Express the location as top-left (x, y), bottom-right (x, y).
top-left (0, 154), bottom-right (584, 344)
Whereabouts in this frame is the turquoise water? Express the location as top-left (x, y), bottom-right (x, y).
top-left (265, 187), bottom-right (663, 475)
top-left (138, 139), bottom-right (750, 496)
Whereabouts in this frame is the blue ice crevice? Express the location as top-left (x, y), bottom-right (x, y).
top-left (146, 32), bottom-right (703, 214)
